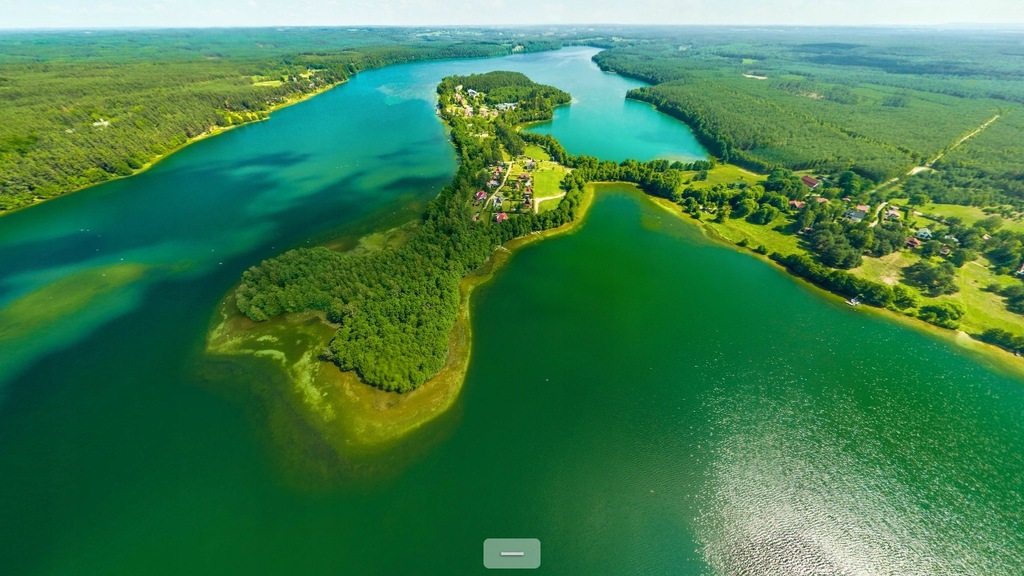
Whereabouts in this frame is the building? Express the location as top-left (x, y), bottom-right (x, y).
top-left (466, 89), bottom-right (480, 97)
top-left (856, 204), bottom-right (871, 212)
top-left (801, 175), bottom-right (821, 189)
top-left (906, 237), bottom-right (922, 248)
top-left (789, 200), bottom-right (806, 209)
top-left (815, 196), bottom-right (830, 204)
top-left (495, 212), bottom-right (509, 222)
top-left (475, 190), bottom-right (487, 201)
top-left (844, 209), bottom-right (867, 223)
top-left (916, 228), bottom-right (933, 240)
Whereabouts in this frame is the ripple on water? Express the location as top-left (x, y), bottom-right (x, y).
top-left (695, 378), bottom-right (1023, 575)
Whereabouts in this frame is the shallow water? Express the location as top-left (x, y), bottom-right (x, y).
top-left (1, 47), bottom-right (1021, 575)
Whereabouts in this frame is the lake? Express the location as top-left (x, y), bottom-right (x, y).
top-left (0, 47), bottom-right (1021, 575)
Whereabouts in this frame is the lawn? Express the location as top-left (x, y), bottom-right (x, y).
top-left (702, 214), bottom-right (801, 255)
top-left (682, 163), bottom-right (764, 189)
top-left (531, 164), bottom-right (567, 196)
top-left (537, 197), bottom-right (562, 213)
top-left (852, 250), bottom-right (918, 286)
top-left (918, 202), bottom-right (1024, 233)
top-left (930, 257), bottom-right (1024, 335)
top-left (524, 144), bottom-right (551, 162)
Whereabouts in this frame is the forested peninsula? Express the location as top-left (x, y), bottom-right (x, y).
top-left (233, 70), bottom-right (706, 392)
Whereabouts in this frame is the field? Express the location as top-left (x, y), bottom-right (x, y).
top-left (681, 163), bottom-right (763, 189)
top-left (918, 203), bottom-right (1024, 233)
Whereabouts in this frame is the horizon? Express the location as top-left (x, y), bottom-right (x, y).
top-left (2, 0), bottom-right (1023, 30)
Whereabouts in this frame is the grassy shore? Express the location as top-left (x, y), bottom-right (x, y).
top-left (0, 81), bottom-right (343, 218)
top-left (645, 193), bottom-right (1024, 382)
top-left (204, 183), bottom-right (596, 457)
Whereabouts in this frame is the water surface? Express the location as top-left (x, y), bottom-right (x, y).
top-left (0, 47), bottom-right (1021, 575)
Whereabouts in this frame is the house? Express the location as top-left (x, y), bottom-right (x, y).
top-left (982, 233), bottom-right (992, 241)
top-left (801, 175), bottom-right (821, 189)
top-left (815, 196), bottom-right (830, 204)
top-left (495, 212), bottom-right (509, 222)
top-left (789, 200), bottom-right (806, 209)
top-left (523, 188), bottom-right (532, 196)
top-left (487, 179), bottom-right (499, 188)
top-left (493, 196), bottom-right (504, 208)
top-left (1016, 263), bottom-right (1024, 276)
top-left (939, 245), bottom-right (952, 257)
top-left (92, 118), bottom-right (110, 128)
top-left (475, 190), bottom-right (487, 201)
top-left (466, 89), bottom-right (479, 97)
top-left (885, 208), bottom-right (902, 220)
top-left (844, 209), bottom-right (867, 223)
top-left (496, 102), bottom-right (518, 111)
top-left (856, 204), bottom-right (871, 212)
top-left (942, 234), bottom-right (959, 244)
top-left (906, 237), bottom-right (922, 248)
top-left (916, 228), bottom-right (933, 240)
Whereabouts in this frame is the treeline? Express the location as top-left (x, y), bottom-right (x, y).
top-left (235, 73), bottom-right (585, 392)
top-left (438, 71), bottom-right (572, 124)
top-left (0, 28), bottom-right (565, 211)
top-left (593, 38), bottom-right (1014, 182)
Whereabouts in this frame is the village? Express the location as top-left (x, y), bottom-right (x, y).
top-left (448, 83), bottom-right (571, 224)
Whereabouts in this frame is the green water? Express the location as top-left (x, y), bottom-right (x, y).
top-left (1, 48), bottom-right (1022, 574)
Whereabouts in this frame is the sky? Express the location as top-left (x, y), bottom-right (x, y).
top-left (1, 0), bottom-right (1023, 29)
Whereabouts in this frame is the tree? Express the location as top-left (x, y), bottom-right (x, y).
top-left (748, 204), bottom-right (780, 225)
top-left (920, 239), bottom-right (944, 258)
top-left (892, 284), bottom-right (920, 310)
top-left (908, 192), bottom-right (930, 207)
top-left (949, 248), bottom-right (976, 268)
top-left (903, 260), bottom-right (958, 296)
top-left (918, 302), bottom-right (965, 329)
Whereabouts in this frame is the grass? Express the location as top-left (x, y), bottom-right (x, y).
top-left (537, 197), bottom-right (562, 213)
top-left (702, 215), bottom-right (801, 255)
top-left (933, 258), bottom-right (1024, 335)
top-left (531, 164), bottom-right (567, 196)
top-left (524, 144), bottom-right (551, 162)
top-left (852, 250), bottom-right (918, 286)
top-left (918, 202), bottom-right (1024, 233)
top-left (682, 163), bottom-right (764, 189)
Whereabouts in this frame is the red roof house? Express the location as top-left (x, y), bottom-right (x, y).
top-left (789, 200), bottom-right (806, 209)
top-left (475, 190), bottom-right (487, 200)
top-left (495, 212), bottom-right (509, 223)
top-left (801, 175), bottom-right (821, 189)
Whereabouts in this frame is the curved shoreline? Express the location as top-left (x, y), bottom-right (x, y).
top-left (0, 81), bottom-right (344, 218)
top-left (645, 194), bottom-right (1024, 382)
top-left (204, 183), bottom-right (597, 458)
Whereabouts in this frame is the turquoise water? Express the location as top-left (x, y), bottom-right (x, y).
top-left (1, 47), bottom-right (1022, 575)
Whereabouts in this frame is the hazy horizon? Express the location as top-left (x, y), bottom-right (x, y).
top-left (2, 0), bottom-right (1023, 30)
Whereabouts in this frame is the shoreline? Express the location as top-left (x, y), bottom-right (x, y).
top-left (645, 194), bottom-right (1024, 382)
top-left (204, 183), bottom-right (597, 455)
top-left (0, 81), bottom-right (343, 218)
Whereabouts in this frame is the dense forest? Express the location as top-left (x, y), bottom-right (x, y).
top-left (235, 71), bottom-right (709, 392)
top-left (593, 32), bottom-right (1020, 182)
top-left (235, 73), bottom-right (585, 391)
top-left (0, 28), bottom-right (570, 211)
